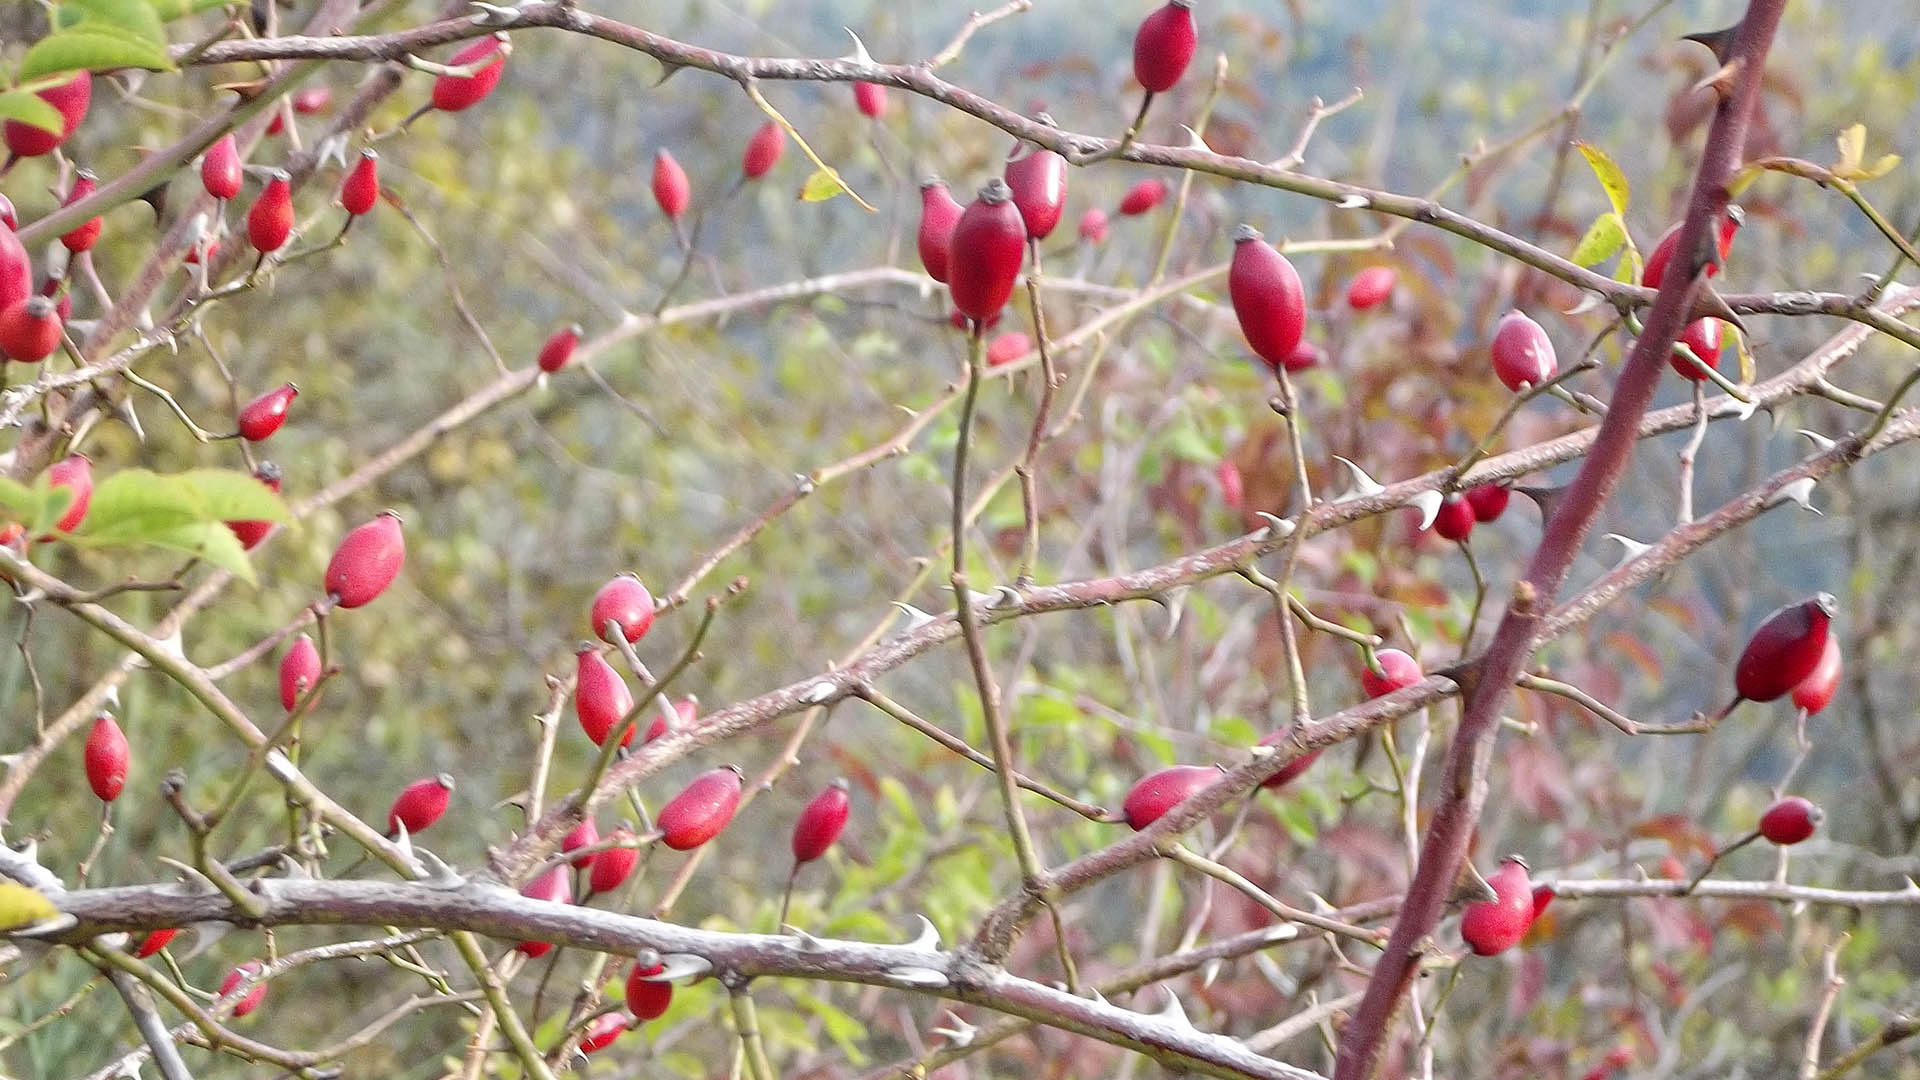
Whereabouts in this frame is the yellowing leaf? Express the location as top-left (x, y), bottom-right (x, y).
top-left (0, 882), bottom-right (60, 931)
top-left (1835, 123), bottom-right (1866, 175)
top-left (1730, 320), bottom-right (1755, 385)
top-left (1576, 142), bottom-right (1631, 218)
top-left (1860, 153), bottom-right (1901, 181)
top-left (798, 167), bottom-right (846, 203)
top-left (1570, 211), bottom-right (1626, 268)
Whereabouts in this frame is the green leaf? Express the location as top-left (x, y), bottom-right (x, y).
top-left (173, 468), bottom-right (292, 523)
top-left (0, 91), bottom-right (64, 135)
top-left (21, 29), bottom-right (174, 81)
top-left (146, 0), bottom-right (235, 20)
top-left (0, 477), bottom-right (75, 537)
top-left (56, 0), bottom-right (168, 45)
top-left (1575, 141), bottom-right (1631, 218)
top-left (1569, 211), bottom-right (1626, 268)
top-left (798, 167), bottom-right (847, 203)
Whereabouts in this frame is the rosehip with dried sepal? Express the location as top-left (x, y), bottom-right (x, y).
top-left (1490, 310), bottom-right (1556, 392)
top-left (986, 331), bottom-right (1032, 368)
top-left (280, 634), bottom-right (320, 712)
top-left (340, 149), bottom-right (380, 216)
top-left (202, 134), bottom-right (244, 201)
top-left (61, 172), bottom-right (102, 253)
top-left (1642, 206), bottom-right (1742, 291)
top-left (574, 644), bottom-right (635, 748)
top-left (514, 864), bottom-right (572, 957)
top-left (589, 830), bottom-right (639, 893)
top-left (1669, 318), bottom-right (1723, 380)
top-left (237, 383), bottom-right (297, 442)
top-left (657, 765), bottom-right (745, 850)
top-left (591, 573), bottom-right (656, 645)
top-left (4, 71), bottom-right (90, 159)
top-left (47, 454), bottom-right (92, 533)
top-left (1732, 593), bottom-right (1836, 704)
top-left (386, 774), bottom-right (453, 836)
top-left (1118, 178), bottom-right (1168, 216)
top-left (227, 462), bottom-right (283, 551)
top-left (134, 928), bottom-right (176, 957)
top-left (248, 170), bottom-right (294, 254)
top-left (625, 961), bottom-right (672, 1020)
top-left (791, 779), bottom-right (851, 864)
top-left (1759, 796), bottom-right (1822, 845)
top-left (563, 817), bottom-right (600, 870)
top-left (741, 120), bottom-right (784, 180)
top-left (916, 179), bottom-right (963, 284)
top-left (221, 962), bottom-right (267, 1018)
top-left (537, 324), bottom-right (580, 373)
top-left (84, 713), bottom-right (128, 802)
top-left (652, 150), bottom-right (690, 221)
top-left (1791, 634), bottom-right (1842, 715)
top-left (1465, 483), bottom-right (1511, 523)
top-left (1004, 122), bottom-right (1068, 240)
top-left (324, 510), bottom-right (406, 609)
top-left (1433, 492), bottom-right (1475, 542)
top-left (947, 179), bottom-right (1026, 325)
top-left (853, 81), bottom-right (887, 119)
top-left (1346, 266), bottom-right (1397, 311)
top-left (0, 296), bottom-right (62, 363)
top-left (431, 34), bottom-right (507, 113)
top-left (1078, 207), bottom-right (1109, 244)
top-left (1132, 0), bottom-right (1197, 93)
top-left (1530, 884), bottom-right (1556, 921)
top-left (1459, 856), bottom-right (1533, 956)
top-left (949, 309), bottom-right (1002, 333)
top-left (1122, 764), bottom-right (1217, 830)
top-left (1360, 649), bottom-right (1423, 699)
top-left (1229, 225), bottom-right (1307, 371)
top-left (579, 1013), bottom-right (629, 1054)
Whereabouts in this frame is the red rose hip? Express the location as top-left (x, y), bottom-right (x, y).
top-left (791, 779), bottom-right (851, 864)
top-left (431, 34), bottom-right (507, 112)
top-left (202, 134), bottom-right (244, 201)
top-left (340, 149), bottom-right (380, 216)
top-left (657, 765), bottom-right (745, 850)
top-left (574, 644), bottom-right (635, 748)
top-left (1132, 0), bottom-right (1197, 93)
top-left (946, 179), bottom-right (1027, 326)
top-left (1465, 483), bottom-right (1511, 523)
top-left (1118, 178), bottom-right (1168, 216)
top-left (0, 296), bottom-right (63, 363)
top-left (1433, 492), bottom-right (1475, 541)
top-left (3, 71), bottom-right (90, 159)
top-left (652, 150), bottom-right (690, 221)
top-left (741, 120), bottom-right (784, 180)
top-left (1669, 318), bottom-right (1723, 380)
top-left (1122, 764), bottom-right (1217, 830)
top-left (47, 454), bottom-right (92, 533)
top-left (590, 573), bottom-right (655, 644)
top-left (1346, 266), bottom-right (1397, 311)
top-left (84, 713), bottom-right (129, 802)
top-left (1790, 635), bottom-right (1842, 715)
top-left (537, 324), bottom-right (580, 373)
top-left (324, 510), bottom-right (406, 609)
top-left (220, 962), bottom-right (268, 1017)
top-left (1759, 796), bottom-right (1822, 845)
top-left (386, 774), bottom-right (454, 835)
top-left (1004, 127), bottom-right (1068, 240)
top-left (625, 961), bottom-right (673, 1020)
top-left (916, 178), bottom-right (963, 283)
top-left (280, 633), bottom-right (320, 711)
top-left (248, 170), bottom-right (294, 254)
top-left (227, 461), bottom-right (284, 551)
top-left (1490, 310), bottom-right (1556, 392)
top-left (1360, 648), bottom-right (1423, 699)
top-left (853, 81), bottom-right (887, 119)
top-left (589, 830), bottom-right (640, 893)
top-left (1733, 593), bottom-right (1836, 704)
top-left (237, 383), bottom-right (297, 442)
top-left (60, 172), bottom-right (102, 253)
top-left (1229, 225), bottom-right (1307, 370)
top-left (1459, 857), bottom-right (1533, 956)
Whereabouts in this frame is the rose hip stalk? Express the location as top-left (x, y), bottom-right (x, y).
top-left (1124, 0), bottom-right (1195, 149)
top-left (780, 779), bottom-right (851, 926)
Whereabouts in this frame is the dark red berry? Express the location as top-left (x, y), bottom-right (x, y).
top-left (1277, 339), bottom-right (1324, 373)
top-left (589, 830), bottom-right (639, 893)
top-left (431, 34), bottom-right (507, 112)
top-left (1490, 310), bottom-right (1556, 392)
top-left (1004, 128), bottom-right (1068, 240)
top-left (1361, 648), bottom-right (1423, 699)
top-left (625, 961), bottom-right (672, 1020)
top-left (248, 170), bottom-right (294, 254)
top-left (657, 765), bottom-right (744, 851)
top-left (916, 179), bottom-right (963, 283)
top-left (1791, 634), bottom-right (1842, 715)
top-left (853, 81), bottom-right (887, 119)
top-left (1433, 492), bottom-right (1474, 542)
top-left (1642, 207), bottom-right (1741, 290)
top-left (292, 86), bottom-right (332, 114)
top-left (0, 220), bottom-right (29, 312)
top-left (47, 454), bottom-right (91, 533)
top-left (791, 779), bottom-right (851, 864)
top-left (1122, 764), bottom-right (1216, 830)
top-left (1078, 207), bottom-right (1109, 244)
top-left (1117, 178), bottom-right (1168, 216)
top-left (386, 774), bottom-right (453, 836)
top-left (202, 134), bottom-right (245, 201)
top-left (563, 817), bottom-right (600, 870)
top-left (1460, 857), bottom-right (1533, 956)
top-left (947, 179), bottom-right (1026, 326)
top-left (742, 120), bottom-right (784, 180)
top-left (646, 697), bottom-right (696, 744)
top-left (1255, 737), bottom-right (1322, 791)
top-left (1758, 796), bottom-right (1822, 845)
top-left (134, 928), bottom-right (177, 957)
top-left (986, 331), bottom-right (1032, 368)
top-left (1530, 883), bottom-right (1556, 921)
top-left (221, 962), bottom-right (267, 1017)
top-left (652, 150), bottom-right (690, 221)
top-left (340, 148), bottom-right (380, 216)
top-left (84, 713), bottom-right (128, 802)
top-left (3, 71), bottom-right (90, 159)
top-left (514, 864), bottom-right (572, 957)
top-left (1346, 266), bottom-right (1396, 311)
top-left (1132, 0), bottom-right (1197, 93)
top-left (574, 644), bottom-right (635, 748)
top-left (591, 573), bottom-right (655, 644)
top-left (537, 324), bottom-right (581, 373)
top-left (237, 382), bottom-right (297, 441)
top-left (226, 461), bottom-right (283, 551)
top-left (61, 172), bottom-right (102, 253)
top-left (324, 510), bottom-right (406, 609)
top-left (279, 633), bottom-right (320, 711)
top-left (0, 296), bottom-right (62, 363)
top-left (1465, 483), bottom-right (1510, 523)
top-left (1669, 318), bottom-right (1723, 380)
top-left (1229, 225), bottom-right (1306, 370)
top-left (579, 1012), bottom-right (629, 1054)
top-left (1734, 593), bottom-right (1837, 703)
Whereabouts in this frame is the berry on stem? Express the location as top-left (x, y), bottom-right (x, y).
top-left (1217, 459), bottom-right (1243, 509)
top-left (280, 634), bottom-right (320, 711)
top-left (1790, 634), bottom-right (1842, 715)
top-left (1669, 318), bottom-right (1724, 380)
top-left (514, 864), bottom-right (572, 957)
top-left (741, 120), bottom-right (784, 180)
top-left (946, 179), bottom-right (1027, 326)
top-left (563, 817), bottom-right (600, 870)
top-left (657, 765), bottom-right (745, 850)
top-left (652, 150), bottom-right (690, 221)
top-left (590, 573), bottom-right (655, 644)
top-left (1228, 225), bottom-right (1307, 370)
top-left (1132, 0), bottom-right (1197, 93)
top-left (1078, 207), bottom-right (1109, 244)
top-left (1004, 125), bottom-right (1068, 240)
top-left (0, 219), bottom-right (30, 311)
top-left (237, 383), bottom-right (298, 442)
top-left (1117, 178), bottom-right (1168, 216)
top-left (134, 928), bottom-right (177, 957)
top-left (1732, 593), bottom-right (1837, 704)
top-left (579, 1013), bottom-right (629, 1054)
top-left (60, 172), bottom-right (102, 253)
top-left (1465, 483), bottom-right (1511, 523)
top-left (220, 962), bottom-right (267, 1018)
top-left (431, 34), bottom-right (507, 113)
top-left (202, 134), bottom-right (245, 201)
top-left (248, 170), bottom-right (294, 254)
top-left (340, 148), bottom-right (380, 217)
top-left (386, 774), bottom-right (453, 836)
top-left (292, 86), bottom-right (332, 114)
top-left (3, 71), bottom-right (90, 159)
top-left (589, 830), bottom-right (639, 893)
top-left (791, 779), bottom-right (851, 864)
top-left (47, 454), bottom-right (92, 534)
top-left (1277, 340), bottom-right (1324, 373)
top-left (84, 713), bottom-right (128, 802)
top-left (1255, 736), bottom-right (1322, 791)
top-left (986, 331), bottom-right (1033, 368)
top-left (1360, 649), bottom-right (1423, 699)
top-left (1346, 266), bottom-right (1397, 311)
top-left (574, 643), bottom-right (635, 748)
top-left (324, 510), bottom-right (406, 609)
top-left (625, 961), bottom-right (673, 1020)
top-left (1642, 206), bottom-right (1742, 290)
top-left (915, 179), bottom-right (964, 284)
top-left (0, 296), bottom-right (63, 363)
top-left (1433, 492), bottom-right (1475, 542)
top-left (1759, 796), bottom-right (1822, 845)
top-left (853, 81), bottom-right (887, 119)
top-left (1490, 310), bottom-right (1556, 392)
top-left (1122, 764), bottom-right (1218, 830)
top-left (1459, 856), bottom-right (1533, 956)
top-left (537, 324), bottom-right (581, 373)
top-left (227, 462), bottom-right (284, 551)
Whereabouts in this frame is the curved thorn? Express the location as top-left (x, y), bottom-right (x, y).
top-left (889, 601), bottom-right (937, 629)
top-left (841, 27), bottom-right (874, 64)
top-left (1332, 456), bottom-right (1385, 498)
top-left (1563, 292), bottom-right (1607, 317)
top-left (1254, 511), bottom-right (1294, 539)
top-left (1408, 489), bottom-right (1444, 531)
top-left (800, 680), bottom-right (839, 705)
top-left (647, 954), bottom-right (713, 983)
top-left (1157, 986), bottom-right (1195, 1028)
top-left (1766, 476), bottom-right (1821, 514)
top-left (907, 914), bottom-right (941, 951)
top-left (1798, 429), bottom-right (1838, 451)
top-left (1603, 533), bottom-right (1651, 569)
top-left (886, 966), bottom-right (950, 988)
top-left (1336, 194), bottom-right (1371, 209)
top-left (989, 584), bottom-right (1023, 609)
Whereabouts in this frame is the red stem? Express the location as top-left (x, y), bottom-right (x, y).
top-left (1332, 5), bottom-right (1789, 1078)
